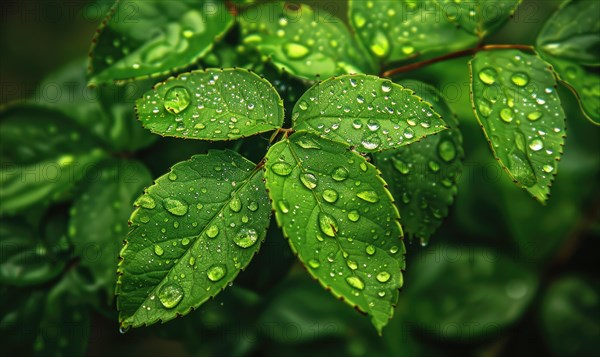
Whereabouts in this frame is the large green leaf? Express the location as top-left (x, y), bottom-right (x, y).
top-left (136, 68), bottom-right (284, 140)
top-left (292, 74), bottom-right (447, 153)
top-left (537, 0), bottom-right (600, 124)
top-left (0, 105), bottom-right (106, 215)
top-left (374, 80), bottom-right (463, 245)
top-left (240, 2), bottom-right (376, 80)
top-left (69, 159), bottom-right (152, 300)
top-left (469, 50), bottom-right (566, 203)
top-left (435, 0), bottom-right (522, 38)
top-left (405, 245), bottom-right (538, 341)
top-left (117, 150), bottom-right (271, 328)
top-left (540, 276), bottom-right (600, 357)
top-left (264, 132), bottom-right (405, 334)
top-left (88, 0), bottom-right (233, 83)
top-left (0, 219), bottom-right (65, 286)
top-left (349, 0), bottom-right (477, 63)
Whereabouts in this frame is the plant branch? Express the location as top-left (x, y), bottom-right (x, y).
top-left (381, 44), bottom-right (535, 77)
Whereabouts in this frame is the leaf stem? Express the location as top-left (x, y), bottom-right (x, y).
top-left (381, 44), bottom-right (535, 78)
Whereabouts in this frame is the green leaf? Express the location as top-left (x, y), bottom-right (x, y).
top-left (349, 0), bottom-right (477, 63)
top-left (88, 0), bottom-right (234, 83)
top-left (34, 272), bottom-right (91, 357)
top-left (97, 79), bottom-right (159, 151)
top-left (537, 0), bottom-right (600, 124)
top-left (264, 132), bottom-right (405, 334)
top-left (0, 286), bottom-right (46, 350)
top-left (540, 276), bottom-right (600, 357)
top-left (0, 219), bottom-right (65, 286)
top-left (0, 105), bottom-right (106, 215)
top-left (117, 150), bottom-right (271, 328)
top-left (405, 245), bottom-right (538, 341)
top-left (240, 2), bottom-right (376, 80)
top-left (35, 58), bottom-right (157, 151)
top-left (292, 74), bottom-right (447, 153)
top-left (136, 68), bottom-right (284, 140)
top-left (374, 80), bottom-right (463, 245)
top-left (69, 159), bottom-right (152, 300)
top-left (537, 0), bottom-right (599, 66)
top-left (435, 0), bottom-right (522, 38)
top-left (469, 49), bottom-right (566, 203)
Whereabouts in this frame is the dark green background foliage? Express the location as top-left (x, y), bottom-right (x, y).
top-left (1, 0), bottom-right (599, 356)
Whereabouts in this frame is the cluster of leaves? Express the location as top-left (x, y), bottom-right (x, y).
top-left (1, 0), bottom-right (599, 355)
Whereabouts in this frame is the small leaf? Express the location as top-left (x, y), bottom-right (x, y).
top-left (435, 0), bottom-right (522, 38)
top-left (470, 49), bottom-right (566, 203)
top-left (69, 159), bottom-right (152, 300)
top-left (292, 74), bottom-right (447, 153)
top-left (0, 219), bottom-right (65, 286)
top-left (240, 2), bottom-right (376, 80)
top-left (537, 0), bottom-right (600, 124)
top-left (136, 68), bottom-right (284, 140)
top-left (88, 0), bottom-right (234, 83)
top-left (264, 132), bottom-right (405, 333)
top-left (540, 276), bottom-right (600, 357)
top-left (349, 0), bottom-right (477, 63)
top-left (0, 105), bottom-right (106, 215)
top-left (117, 150), bottom-right (271, 328)
top-left (374, 80), bottom-right (464, 245)
top-left (405, 245), bottom-right (538, 341)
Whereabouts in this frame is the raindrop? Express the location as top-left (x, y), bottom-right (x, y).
top-left (366, 245), bottom-right (376, 255)
top-left (298, 101), bottom-right (309, 111)
top-left (393, 158), bottom-right (410, 174)
top-left (234, 228), bottom-right (258, 248)
top-left (248, 201), bottom-right (259, 212)
top-left (356, 190), bottom-right (379, 203)
top-left (300, 172), bottom-right (318, 189)
top-left (347, 210), bottom-right (360, 222)
top-left (478, 67), bottom-right (497, 85)
top-left (270, 162), bottom-right (293, 176)
top-left (207, 265), bottom-right (226, 282)
top-left (370, 31), bottom-right (390, 58)
top-left (511, 72), bottom-right (529, 87)
top-left (154, 245), bottom-right (164, 256)
top-left (529, 138), bottom-right (543, 151)
top-left (527, 111), bottom-right (543, 121)
top-left (322, 189), bottom-right (339, 203)
top-left (346, 276), bottom-right (365, 290)
top-left (500, 107), bottom-right (514, 123)
top-left (542, 164), bottom-right (554, 173)
top-left (403, 127), bottom-right (415, 139)
top-left (308, 259), bottom-right (320, 269)
top-left (164, 86), bottom-right (191, 114)
top-left (135, 195), bottom-right (156, 209)
top-left (346, 260), bottom-right (358, 270)
top-left (381, 81), bottom-right (392, 93)
top-left (361, 132), bottom-right (381, 150)
top-left (332, 167), bottom-right (349, 181)
top-left (229, 197), bottom-right (242, 212)
top-left (283, 43), bottom-right (310, 59)
top-left (438, 140), bottom-right (456, 162)
top-left (206, 225), bottom-right (219, 238)
top-left (158, 283), bottom-right (184, 308)
top-left (164, 198), bottom-right (188, 216)
top-left (376, 271), bottom-right (391, 283)
top-left (278, 200), bottom-right (289, 214)
top-left (318, 212), bottom-right (338, 237)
